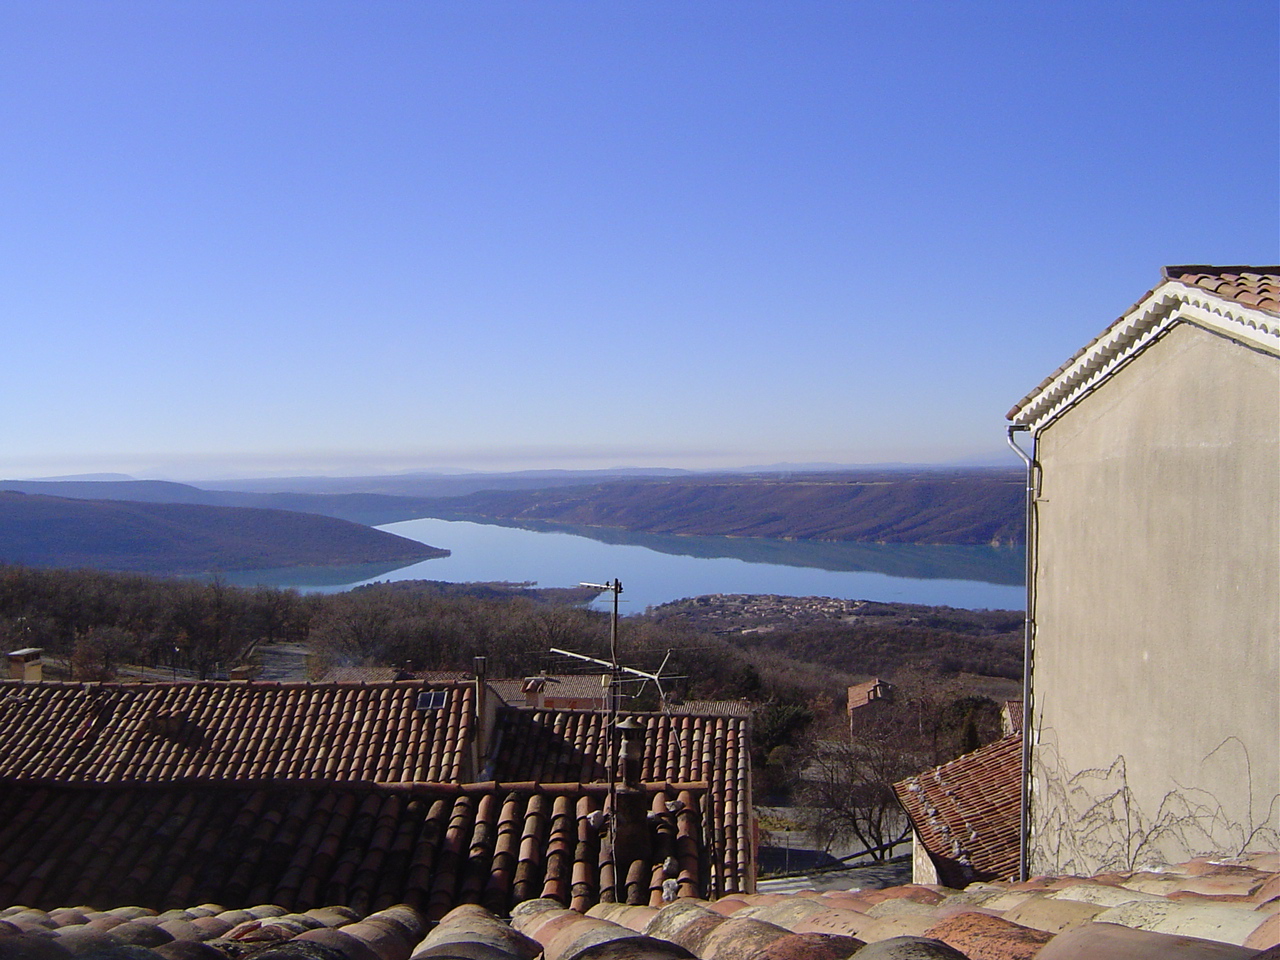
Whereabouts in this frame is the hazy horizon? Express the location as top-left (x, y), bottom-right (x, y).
top-left (12, 451), bottom-right (1022, 485)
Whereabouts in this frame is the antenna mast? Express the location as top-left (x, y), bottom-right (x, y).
top-left (578, 578), bottom-right (623, 892)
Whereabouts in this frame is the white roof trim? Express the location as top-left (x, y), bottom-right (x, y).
top-left (1011, 280), bottom-right (1280, 432)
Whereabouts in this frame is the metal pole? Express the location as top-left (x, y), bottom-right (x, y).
top-left (609, 578), bottom-right (619, 666)
top-left (579, 578), bottom-right (624, 897)
top-left (1007, 425), bottom-right (1036, 882)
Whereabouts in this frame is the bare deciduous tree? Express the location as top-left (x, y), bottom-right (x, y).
top-left (801, 708), bottom-right (921, 858)
top-left (800, 677), bottom-right (1002, 859)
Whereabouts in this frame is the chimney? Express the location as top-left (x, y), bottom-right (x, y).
top-left (522, 675), bottom-right (546, 709)
top-left (8, 648), bottom-right (42, 683)
top-left (612, 716), bottom-right (652, 902)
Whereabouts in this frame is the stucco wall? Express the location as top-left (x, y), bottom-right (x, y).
top-left (1029, 321), bottom-right (1279, 875)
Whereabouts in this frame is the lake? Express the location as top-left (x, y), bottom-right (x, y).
top-left (221, 516), bottom-right (1026, 612)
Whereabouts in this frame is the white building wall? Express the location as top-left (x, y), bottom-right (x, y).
top-left (1029, 321), bottom-right (1279, 874)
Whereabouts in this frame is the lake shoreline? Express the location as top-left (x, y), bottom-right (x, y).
top-left (220, 517), bottom-right (1026, 612)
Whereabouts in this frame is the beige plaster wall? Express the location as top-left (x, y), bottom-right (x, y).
top-left (1029, 321), bottom-right (1279, 875)
top-left (912, 831), bottom-right (941, 885)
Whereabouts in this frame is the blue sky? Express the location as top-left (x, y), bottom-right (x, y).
top-left (2, 0), bottom-right (1276, 480)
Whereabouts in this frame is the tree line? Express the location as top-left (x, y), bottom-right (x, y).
top-left (0, 563), bottom-right (1016, 855)
top-left (0, 566), bottom-right (810, 702)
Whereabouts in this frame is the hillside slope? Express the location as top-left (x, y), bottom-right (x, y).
top-left (3, 469), bottom-right (1026, 545)
top-left (0, 492), bottom-right (447, 573)
top-left (0, 479), bottom-right (441, 526)
top-left (420, 470), bottom-right (1025, 546)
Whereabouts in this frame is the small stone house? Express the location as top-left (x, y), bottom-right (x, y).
top-left (846, 678), bottom-right (892, 732)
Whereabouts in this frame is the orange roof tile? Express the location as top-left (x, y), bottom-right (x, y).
top-left (1168, 265), bottom-right (1280, 314)
top-left (666, 699), bottom-right (754, 718)
top-left (0, 678), bottom-right (756, 918)
top-left (894, 734), bottom-right (1022, 888)
top-left (1008, 265), bottom-right (1280, 424)
top-left (1, 852), bottom-right (1278, 959)
top-left (0, 680), bottom-right (474, 785)
top-left (0, 781), bottom-right (719, 917)
top-left (491, 707), bottom-right (753, 900)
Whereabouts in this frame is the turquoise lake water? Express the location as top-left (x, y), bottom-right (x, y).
top-left (220, 516), bottom-right (1025, 612)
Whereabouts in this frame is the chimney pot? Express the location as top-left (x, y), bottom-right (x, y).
top-left (7, 648), bottom-right (42, 683)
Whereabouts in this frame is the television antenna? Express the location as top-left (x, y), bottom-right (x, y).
top-left (579, 579), bottom-right (623, 665)
top-left (555, 579), bottom-right (686, 901)
top-left (562, 575), bottom-right (684, 708)
top-left (549, 646), bottom-right (678, 710)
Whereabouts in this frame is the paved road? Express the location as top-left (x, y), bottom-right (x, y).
top-left (757, 855), bottom-right (913, 894)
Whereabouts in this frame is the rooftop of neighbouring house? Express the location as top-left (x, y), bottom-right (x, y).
top-left (1169, 265), bottom-right (1280, 314)
top-left (0, 780), bottom-right (715, 917)
top-left (311, 665), bottom-right (472, 684)
top-left (500, 673), bottom-right (611, 704)
top-left (848, 678), bottom-right (892, 711)
top-left (0, 678), bottom-right (755, 917)
top-left (664, 698), bottom-right (754, 718)
top-left (1001, 701), bottom-right (1023, 736)
top-left (3, 853), bottom-right (1276, 960)
top-left (895, 734), bottom-right (1023, 890)
top-left (1008, 265), bottom-right (1280, 424)
top-left (0, 679), bottom-right (477, 785)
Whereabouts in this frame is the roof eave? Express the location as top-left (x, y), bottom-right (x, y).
top-left (1008, 279), bottom-right (1280, 432)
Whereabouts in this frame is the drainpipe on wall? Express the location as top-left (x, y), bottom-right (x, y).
top-left (1007, 424), bottom-right (1037, 882)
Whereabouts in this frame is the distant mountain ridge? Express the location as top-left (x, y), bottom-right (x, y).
top-left (0, 492), bottom-right (446, 574)
top-left (0, 479), bottom-right (439, 526)
top-left (415, 470), bottom-right (1026, 546)
top-left (2, 468), bottom-right (1025, 546)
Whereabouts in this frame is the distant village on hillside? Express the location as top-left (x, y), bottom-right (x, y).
top-left (1, 266), bottom-right (1277, 958)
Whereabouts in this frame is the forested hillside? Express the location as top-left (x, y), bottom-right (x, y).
top-left (0, 492), bottom-right (446, 574)
top-left (418, 470), bottom-right (1025, 546)
top-left (0, 479), bottom-right (444, 526)
top-left (3, 469), bottom-right (1024, 545)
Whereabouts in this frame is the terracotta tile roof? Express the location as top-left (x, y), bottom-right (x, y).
top-left (1000, 701), bottom-right (1022, 736)
top-left (0, 679), bottom-right (474, 785)
top-left (0, 854), bottom-right (1276, 958)
top-left (291, 666), bottom-right (473, 683)
top-left (525, 674), bottom-right (610, 699)
top-left (312, 665), bottom-right (405, 682)
top-left (0, 781), bottom-right (716, 917)
top-left (1008, 265), bottom-right (1280, 425)
top-left (847, 679), bottom-right (892, 713)
top-left (492, 709), bottom-right (747, 785)
top-left (488, 678), bottom-right (529, 705)
top-left (490, 708), bottom-right (753, 899)
top-left (666, 699), bottom-right (754, 718)
top-left (894, 734), bottom-right (1022, 888)
top-left (488, 675), bottom-right (613, 709)
top-left (1168, 265), bottom-right (1280, 314)
top-left (0, 678), bottom-right (755, 918)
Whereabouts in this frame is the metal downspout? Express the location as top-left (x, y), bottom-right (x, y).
top-left (1007, 424), bottom-right (1036, 881)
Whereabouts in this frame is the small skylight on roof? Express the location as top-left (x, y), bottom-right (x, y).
top-left (416, 690), bottom-right (448, 710)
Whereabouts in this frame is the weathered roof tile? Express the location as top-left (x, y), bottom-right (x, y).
top-left (894, 735), bottom-right (1022, 888)
top-left (0, 680), bottom-right (473, 786)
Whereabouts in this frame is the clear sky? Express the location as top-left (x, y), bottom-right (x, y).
top-left (3, 0), bottom-right (1276, 481)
